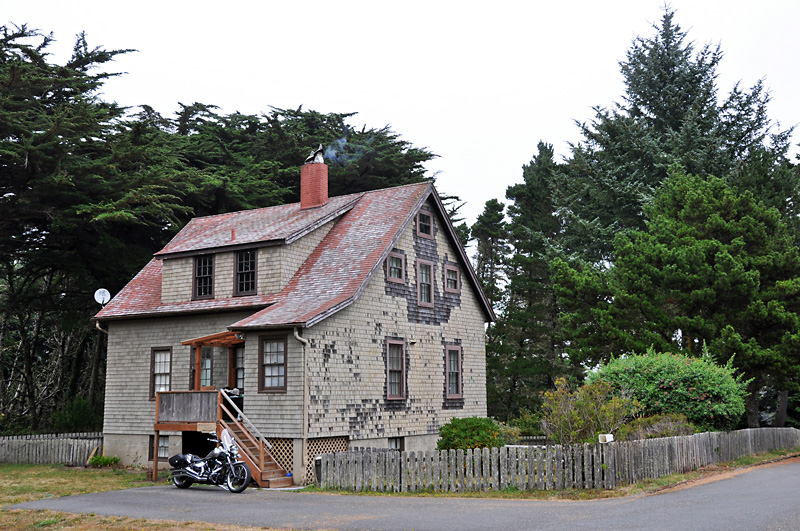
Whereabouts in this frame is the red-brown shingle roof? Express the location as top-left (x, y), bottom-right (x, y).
top-left (96, 182), bottom-right (494, 325)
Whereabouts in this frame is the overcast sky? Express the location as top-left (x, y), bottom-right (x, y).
top-left (6, 1), bottom-right (799, 226)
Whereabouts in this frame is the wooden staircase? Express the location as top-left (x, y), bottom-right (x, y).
top-left (217, 392), bottom-right (293, 489)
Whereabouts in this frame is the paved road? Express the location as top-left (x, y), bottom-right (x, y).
top-left (9, 460), bottom-right (800, 530)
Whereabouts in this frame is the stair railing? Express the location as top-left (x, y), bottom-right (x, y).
top-left (217, 390), bottom-right (272, 475)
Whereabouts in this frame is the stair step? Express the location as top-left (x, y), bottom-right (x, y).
top-left (266, 476), bottom-right (294, 488)
top-left (262, 468), bottom-right (288, 480)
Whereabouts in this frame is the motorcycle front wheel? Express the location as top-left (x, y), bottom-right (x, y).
top-left (173, 475), bottom-right (193, 489)
top-left (226, 462), bottom-right (251, 493)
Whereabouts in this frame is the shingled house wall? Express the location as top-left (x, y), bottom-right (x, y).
top-left (102, 311), bottom-right (252, 466)
top-left (302, 199), bottom-right (487, 449)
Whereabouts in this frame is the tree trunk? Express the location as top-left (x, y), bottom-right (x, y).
top-left (745, 376), bottom-right (761, 428)
top-left (775, 390), bottom-right (789, 427)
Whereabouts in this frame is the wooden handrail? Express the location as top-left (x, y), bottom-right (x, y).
top-left (217, 390), bottom-right (272, 474)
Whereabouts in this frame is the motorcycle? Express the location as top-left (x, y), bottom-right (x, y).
top-left (168, 428), bottom-right (252, 493)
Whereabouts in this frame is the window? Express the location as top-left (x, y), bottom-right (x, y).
top-left (259, 335), bottom-right (287, 392)
top-left (194, 255), bottom-right (214, 299)
top-left (235, 249), bottom-right (257, 296)
top-left (446, 346), bottom-right (462, 399)
top-left (386, 340), bottom-right (405, 399)
top-left (150, 347), bottom-right (172, 399)
top-left (233, 346), bottom-right (245, 389)
top-left (444, 264), bottom-right (460, 294)
top-left (417, 211), bottom-right (433, 239)
top-left (388, 437), bottom-right (405, 452)
top-left (417, 260), bottom-right (434, 307)
top-left (200, 347), bottom-right (213, 387)
top-left (148, 435), bottom-right (170, 460)
top-left (386, 251), bottom-right (405, 283)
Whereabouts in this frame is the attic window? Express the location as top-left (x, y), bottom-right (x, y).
top-left (235, 249), bottom-right (257, 296)
top-left (417, 211), bottom-right (433, 239)
top-left (444, 264), bottom-right (460, 294)
top-left (386, 251), bottom-right (405, 284)
top-left (193, 255), bottom-right (214, 300)
top-left (417, 260), bottom-right (434, 307)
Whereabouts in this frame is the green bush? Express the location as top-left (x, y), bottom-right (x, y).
top-left (508, 408), bottom-right (543, 437)
top-left (540, 378), bottom-right (640, 445)
top-left (617, 413), bottom-right (696, 441)
top-left (88, 455), bottom-right (120, 467)
top-left (590, 348), bottom-right (747, 432)
top-left (437, 417), bottom-right (505, 450)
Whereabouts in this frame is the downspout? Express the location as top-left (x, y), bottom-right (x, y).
top-left (293, 327), bottom-right (309, 477)
top-left (95, 320), bottom-right (109, 335)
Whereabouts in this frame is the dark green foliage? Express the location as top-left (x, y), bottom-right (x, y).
top-left (555, 170), bottom-right (800, 425)
top-left (590, 350), bottom-right (748, 432)
top-left (436, 417), bottom-right (506, 450)
top-left (51, 396), bottom-right (103, 433)
top-left (616, 413), bottom-right (696, 441)
top-left (559, 9), bottom-right (793, 262)
top-left (485, 142), bottom-right (574, 421)
top-left (507, 408), bottom-right (543, 437)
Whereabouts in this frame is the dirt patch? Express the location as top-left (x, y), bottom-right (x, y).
top-left (647, 455), bottom-right (800, 495)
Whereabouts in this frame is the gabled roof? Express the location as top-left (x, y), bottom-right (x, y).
top-left (95, 182), bottom-right (495, 325)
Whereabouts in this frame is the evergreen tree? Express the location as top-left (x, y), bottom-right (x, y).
top-left (560, 8), bottom-right (790, 262)
top-left (486, 143), bottom-right (573, 420)
top-left (554, 170), bottom-right (800, 426)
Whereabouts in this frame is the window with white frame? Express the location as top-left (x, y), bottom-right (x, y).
top-left (259, 335), bottom-right (286, 392)
top-left (444, 264), bottom-right (460, 294)
top-left (386, 251), bottom-right (405, 283)
top-left (150, 347), bottom-right (172, 399)
top-left (417, 260), bottom-right (434, 307)
top-left (386, 340), bottom-right (405, 399)
top-left (200, 347), bottom-right (213, 387)
top-left (446, 345), bottom-right (462, 399)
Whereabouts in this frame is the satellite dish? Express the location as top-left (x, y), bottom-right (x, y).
top-left (94, 288), bottom-right (111, 306)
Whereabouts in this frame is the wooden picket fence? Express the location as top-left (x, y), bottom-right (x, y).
top-left (0, 432), bottom-right (103, 467)
top-left (315, 427), bottom-right (800, 492)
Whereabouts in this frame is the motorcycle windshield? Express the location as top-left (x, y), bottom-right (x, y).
top-left (220, 428), bottom-right (233, 452)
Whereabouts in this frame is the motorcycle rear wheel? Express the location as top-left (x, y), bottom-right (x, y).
top-left (226, 462), bottom-right (251, 493)
top-left (173, 475), bottom-right (193, 489)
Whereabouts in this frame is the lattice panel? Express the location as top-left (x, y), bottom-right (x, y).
top-left (306, 436), bottom-right (348, 484)
top-left (266, 437), bottom-right (294, 475)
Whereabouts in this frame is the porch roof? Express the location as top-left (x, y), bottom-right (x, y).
top-left (181, 330), bottom-right (245, 347)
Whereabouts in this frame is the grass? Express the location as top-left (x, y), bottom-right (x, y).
top-left (2, 449), bottom-right (797, 530)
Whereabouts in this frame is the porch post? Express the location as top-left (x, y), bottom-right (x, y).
top-left (228, 347), bottom-right (235, 388)
top-left (194, 345), bottom-right (202, 390)
top-left (152, 429), bottom-right (159, 481)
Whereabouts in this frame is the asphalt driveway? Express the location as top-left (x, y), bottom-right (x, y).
top-left (9, 459), bottom-right (800, 530)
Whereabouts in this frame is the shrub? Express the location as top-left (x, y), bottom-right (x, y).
top-left (589, 348), bottom-right (748, 432)
top-left (508, 408), bottom-right (543, 437)
top-left (88, 455), bottom-right (120, 467)
top-left (437, 417), bottom-right (505, 450)
top-left (540, 378), bottom-right (640, 445)
top-left (617, 413), bottom-right (696, 441)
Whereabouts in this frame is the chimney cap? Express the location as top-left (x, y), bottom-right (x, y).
top-left (304, 144), bottom-right (324, 165)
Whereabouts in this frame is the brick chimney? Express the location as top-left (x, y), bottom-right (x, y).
top-left (300, 162), bottom-right (328, 210)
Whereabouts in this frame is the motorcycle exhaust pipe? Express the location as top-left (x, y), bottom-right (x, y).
top-left (171, 468), bottom-right (203, 480)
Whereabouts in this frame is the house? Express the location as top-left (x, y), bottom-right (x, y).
top-left (95, 157), bottom-right (495, 485)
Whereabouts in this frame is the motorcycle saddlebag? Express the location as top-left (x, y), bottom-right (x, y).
top-left (168, 454), bottom-right (190, 468)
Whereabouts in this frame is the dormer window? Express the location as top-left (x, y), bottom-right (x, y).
top-left (193, 255), bottom-right (214, 300)
top-left (417, 211), bottom-right (433, 239)
top-left (235, 249), bottom-right (257, 296)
